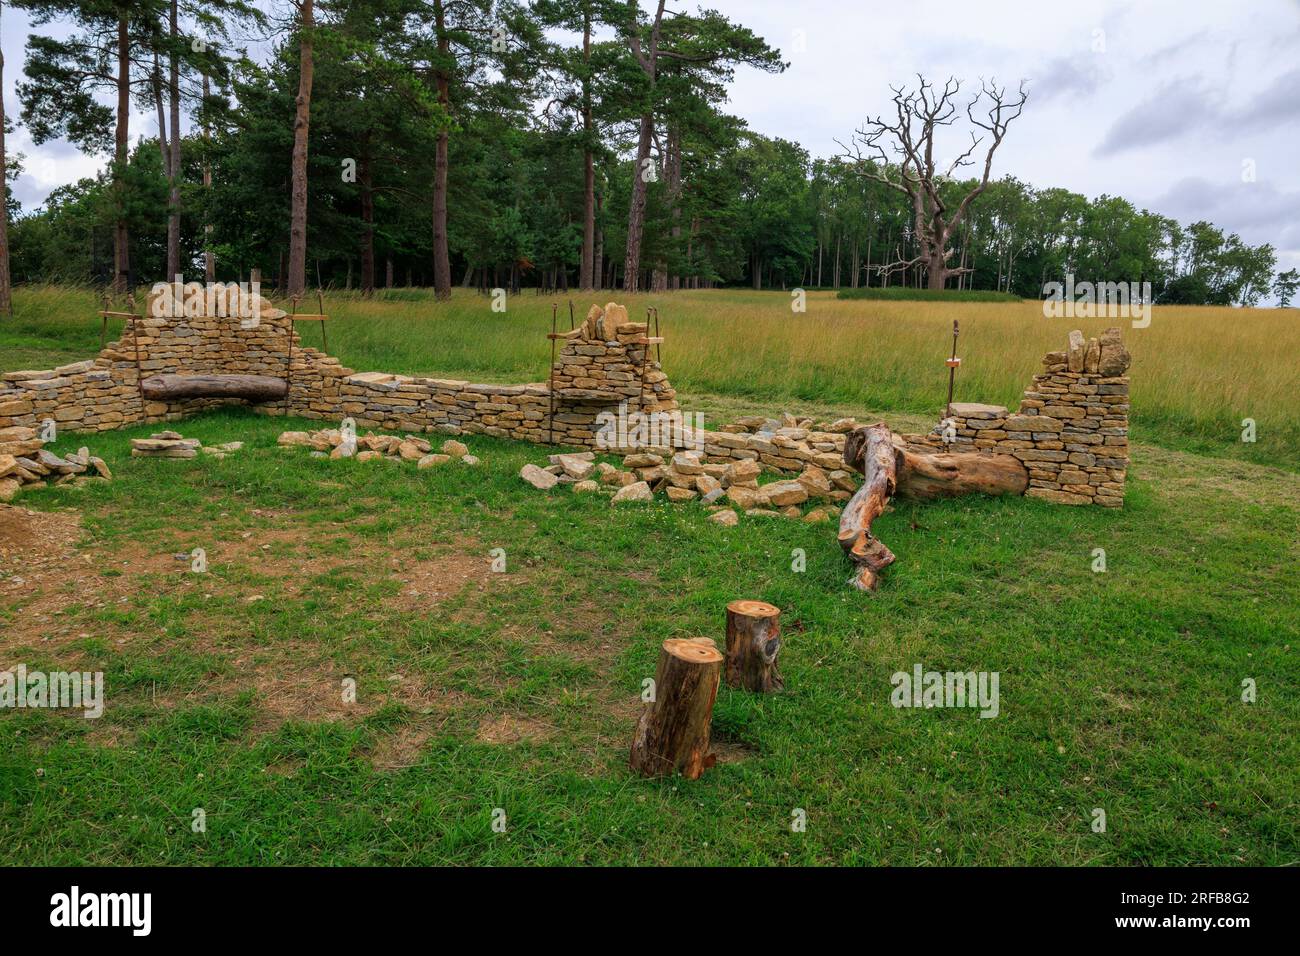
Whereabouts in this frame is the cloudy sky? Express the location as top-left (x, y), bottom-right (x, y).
top-left (4, 0), bottom-right (1299, 276)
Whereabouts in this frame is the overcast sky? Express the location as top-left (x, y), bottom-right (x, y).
top-left (4, 0), bottom-right (1299, 276)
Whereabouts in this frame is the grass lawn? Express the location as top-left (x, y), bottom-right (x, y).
top-left (1, 405), bottom-right (1296, 865)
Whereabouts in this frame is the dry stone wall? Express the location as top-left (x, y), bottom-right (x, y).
top-left (0, 299), bottom-right (676, 451)
top-left (921, 327), bottom-right (1131, 507)
top-left (0, 304), bottom-right (1130, 508)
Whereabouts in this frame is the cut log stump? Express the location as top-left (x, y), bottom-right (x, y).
top-left (724, 600), bottom-right (783, 692)
top-left (629, 638), bottom-right (723, 779)
top-left (140, 374), bottom-right (289, 403)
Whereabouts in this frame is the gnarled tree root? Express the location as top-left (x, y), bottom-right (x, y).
top-left (839, 424), bottom-right (1029, 591)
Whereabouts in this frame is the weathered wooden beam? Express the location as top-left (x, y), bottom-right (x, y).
top-left (140, 374), bottom-right (289, 402)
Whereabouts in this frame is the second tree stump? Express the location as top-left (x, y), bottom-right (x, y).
top-left (724, 600), bottom-right (783, 692)
top-left (629, 638), bottom-right (723, 779)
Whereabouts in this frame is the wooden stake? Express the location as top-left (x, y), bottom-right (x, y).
top-left (724, 600), bottom-right (783, 692)
top-left (629, 638), bottom-right (723, 779)
top-left (548, 303), bottom-right (558, 444)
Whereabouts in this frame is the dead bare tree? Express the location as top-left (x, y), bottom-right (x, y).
top-left (842, 75), bottom-right (1027, 290)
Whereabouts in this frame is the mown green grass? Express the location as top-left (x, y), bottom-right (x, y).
top-left (1, 407), bottom-right (1296, 865)
top-left (2, 284), bottom-right (1295, 468)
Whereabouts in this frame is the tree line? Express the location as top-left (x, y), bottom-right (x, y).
top-left (0, 0), bottom-right (1293, 313)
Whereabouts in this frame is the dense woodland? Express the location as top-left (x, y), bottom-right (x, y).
top-left (0, 0), bottom-right (1294, 312)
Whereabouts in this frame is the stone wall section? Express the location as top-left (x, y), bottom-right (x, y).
top-left (922, 327), bottom-right (1131, 507)
top-left (0, 310), bottom-right (1130, 507)
top-left (0, 305), bottom-right (676, 451)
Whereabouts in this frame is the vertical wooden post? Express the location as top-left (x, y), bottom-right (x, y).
top-left (724, 600), bottom-right (783, 692)
top-left (548, 303), bottom-right (558, 445)
top-left (629, 638), bottom-right (723, 779)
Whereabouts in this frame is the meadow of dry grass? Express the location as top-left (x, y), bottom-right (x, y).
top-left (4, 285), bottom-right (1295, 465)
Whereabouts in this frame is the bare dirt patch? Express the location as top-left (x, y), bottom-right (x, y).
top-left (475, 713), bottom-right (554, 744)
top-left (231, 648), bottom-right (470, 736)
top-left (0, 504), bottom-right (82, 558)
top-left (387, 551), bottom-right (496, 611)
top-left (1, 507), bottom-right (510, 738)
top-left (367, 721), bottom-right (440, 770)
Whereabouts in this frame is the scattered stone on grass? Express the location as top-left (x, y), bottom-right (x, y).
top-left (130, 432), bottom-right (200, 458)
top-left (279, 428), bottom-right (480, 471)
top-left (0, 428), bottom-right (113, 499)
top-left (520, 463), bottom-right (558, 490)
top-left (516, 439), bottom-right (854, 524)
top-left (612, 480), bottom-right (653, 504)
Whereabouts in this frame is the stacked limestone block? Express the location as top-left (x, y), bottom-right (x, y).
top-left (0, 425), bottom-right (112, 501)
top-left (1, 360), bottom-right (140, 434)
top-left (279, 302), bottom-right (680, 448)
top-left (548, 302), bottom-right (678, 413)
top-left (927, 328), bottom-right (1131, 507)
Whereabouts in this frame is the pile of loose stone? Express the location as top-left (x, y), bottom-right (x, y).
top-left (129, 430), bottom-right (244, 460)
top-left (520, 447), bottom-right (856, 527)
top-left (278, 428), bottom-right (479, 467)
top-left (0, 425), bottom-right (112, 501)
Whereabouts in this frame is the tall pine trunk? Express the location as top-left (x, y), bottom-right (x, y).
top-left (359, 149), bottom-right (375, 295)
top-left (623, 113), bottom-right (652, 293)
top-left (287, 0), bottom-right (314, 297)
top-left (202, 73), bottom-right (214, 281)
top-left (0, 2), bottom-right (13, 317)
top-left (430, 0), bottom-right (452, 300)
top-left (593, 187), bottom-right (603, 290)
top-left (667, 127), bottom-right (681, 290)
top-left (113, 16), bottom-right (130, 292)
top-left (579, 13), bottom-right (594, 290)
top-left (166, 0), bottom-right (181, 280)
top-left (152, 56), bottom-right (168, 173)
top-left (621, 0), bottom-right (666, 294)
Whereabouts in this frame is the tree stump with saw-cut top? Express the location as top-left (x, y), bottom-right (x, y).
top-left (629, 638), bottom-right (723, 779)
top-left (724, 600), bottom-right (783, 692)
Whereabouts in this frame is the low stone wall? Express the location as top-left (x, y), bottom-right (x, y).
top-left (0, 300), bottom-right (677, 451)
top-left (919, 328), bottom-right (1131, 507)
top-left (0, 304), bottom-right (1131, 508)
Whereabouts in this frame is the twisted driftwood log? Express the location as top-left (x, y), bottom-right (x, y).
top-left (838, 424), bottom-right (899, 591)
top-left (839, 424), bottom-right (1028, 591)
